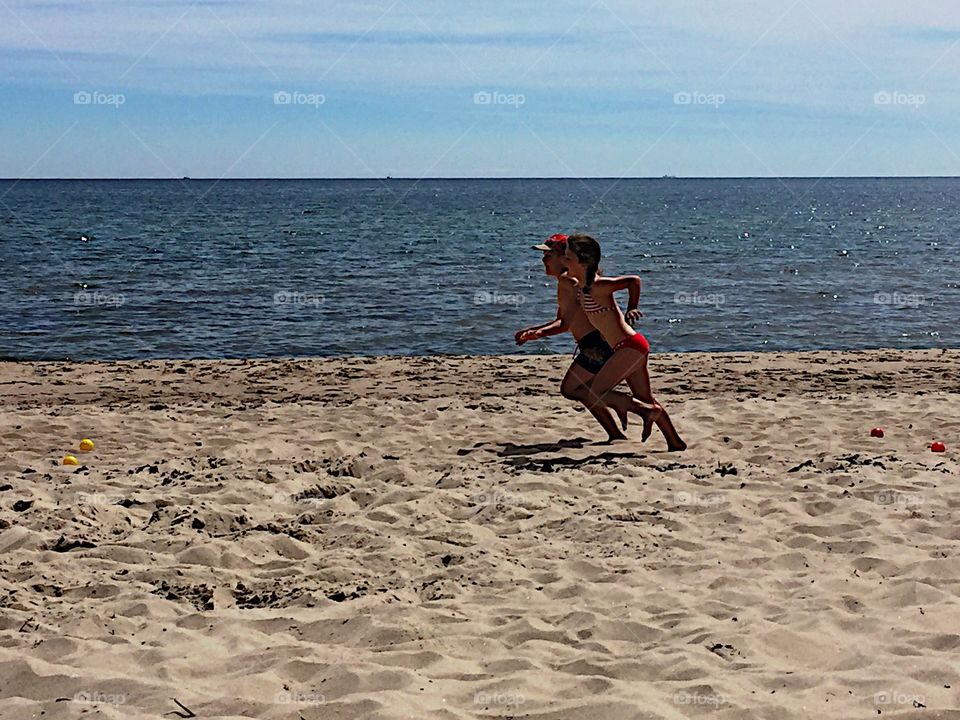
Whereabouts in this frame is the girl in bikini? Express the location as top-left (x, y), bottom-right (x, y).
top-left (564, 234), bottom-right (686, 451)
top-left (516, 233), bottom-right (639, 442)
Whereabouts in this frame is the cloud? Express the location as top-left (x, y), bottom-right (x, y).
top-left (895, 27), bottom-right (960, 44)
top-left (3, 0), bottom-right (960, 177)
top-left (1, 0), bottom-right (957, 101)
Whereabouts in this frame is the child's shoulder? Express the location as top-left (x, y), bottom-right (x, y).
top-left (591, 275), bottom-right (618, 290)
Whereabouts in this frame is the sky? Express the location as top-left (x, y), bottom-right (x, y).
top-left (1, 0), bottom-right (959, 178)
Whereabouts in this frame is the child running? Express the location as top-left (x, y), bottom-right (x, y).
top-left (515, 233), bottom-right (656, 443)
top-left (563, 233), bottom-right (686, 451)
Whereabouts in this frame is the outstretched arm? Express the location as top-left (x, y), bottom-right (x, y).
top-left (515, 311), bottom-right (569, 344)
top-left (515, 283), bottom-right (571, 345)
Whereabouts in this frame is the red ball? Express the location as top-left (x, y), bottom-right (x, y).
top-left (870, 427), bottom-right (884, 438)
top-left (931, 441), bottom-right (946, 453)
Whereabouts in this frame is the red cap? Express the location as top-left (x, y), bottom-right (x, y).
top-left (532, 233), bottom-right (569, 251)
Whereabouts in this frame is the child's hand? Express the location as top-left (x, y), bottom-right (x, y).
top-left (625, 308), bottom-right (643, 325)
top-left (515, 328), bottom-right (536, 345)
top-left (516, 328), bottom-right (541, 345)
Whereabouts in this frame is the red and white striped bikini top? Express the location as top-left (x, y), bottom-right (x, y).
top-left (579, 287), bottom-right (612, 314)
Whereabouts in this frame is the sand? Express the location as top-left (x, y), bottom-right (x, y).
top-left (1, 349), bottom-right (959, 719)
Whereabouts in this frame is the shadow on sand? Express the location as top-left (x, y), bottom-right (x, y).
top-left (457, 437), bottom-right (657, 473)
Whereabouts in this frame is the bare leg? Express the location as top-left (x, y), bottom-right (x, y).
top-left (624, 367), bottom-right (686, 451)
top-left (561, 363), bottom-right (628, 442)
top-left (564, 363), bottom-right (635, 430)
top-left (581, 349), bottom-right (661, 437)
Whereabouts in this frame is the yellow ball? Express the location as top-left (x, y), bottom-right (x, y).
top-left (79, 438), bottom-right (95, 452)
top-left (63, 455), bottom-right (79, 466)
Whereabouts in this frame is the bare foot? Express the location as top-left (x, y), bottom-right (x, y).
top-left (614, 407), bottom-right (629, 431)
top-left (600, 433), bottom-right (628, 445)
top-left (640, 404), bottom-right (663, 443)
top-left (667, 439), bottom-right (687, 452)
top-left (625, 399), bottom-right (661, 442)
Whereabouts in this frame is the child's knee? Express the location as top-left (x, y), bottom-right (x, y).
top-left (560, 378), bottom-right (582, 401)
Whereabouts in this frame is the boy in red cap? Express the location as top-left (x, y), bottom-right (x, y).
top-left (515, 233), bottom-right (638, 442)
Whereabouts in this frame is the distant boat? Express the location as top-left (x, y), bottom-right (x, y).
top-left (182, 176), bottom-right (191, 180)
top-left (662, 174), bottom-right (676, 179)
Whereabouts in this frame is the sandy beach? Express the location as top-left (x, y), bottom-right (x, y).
top-left (2, 349), bottom-right (959, 719)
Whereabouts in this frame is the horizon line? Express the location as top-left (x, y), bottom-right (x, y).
top-left (3, 175), bottom-right (960, 181)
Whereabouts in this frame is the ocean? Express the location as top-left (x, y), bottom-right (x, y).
top-left (2, 177), bottom-right (957, 360)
